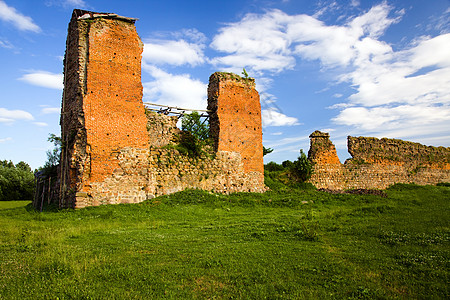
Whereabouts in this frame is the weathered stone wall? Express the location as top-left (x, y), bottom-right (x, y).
top-left (308, 131), bottom-right (450, 190)
top-left (58, 10), bottom-right (265, 208)
top-left (145, 111), bottom-right (180, 147)
top-left (73, 111), bottom-right (266, 208)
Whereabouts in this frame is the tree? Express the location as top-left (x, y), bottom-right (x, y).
top-left (292, 149), bottom-right (312, 182)
top-left (263, 146), bottom-right (273, 156)
top-left (39, 133), bottom-right (61, 177)
top-left (181, 111), bottom-right (209, 141)
top-left (0, 161), bottom-right (34, 201)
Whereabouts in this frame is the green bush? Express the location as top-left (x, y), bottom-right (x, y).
top-left (292, 149), bottom-right (312, 182)
top-left (178, 131), bottom-right (203, 157)
top-left (264, 161), bottom-right (283, 172)
top-left (0, 160), bottom-right (34, 201)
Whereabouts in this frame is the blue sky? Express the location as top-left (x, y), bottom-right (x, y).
top-left (0, 0), bottom-right (449, 170)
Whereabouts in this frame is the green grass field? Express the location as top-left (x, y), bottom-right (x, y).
top-left (0, 184), bottom-right (448, 299)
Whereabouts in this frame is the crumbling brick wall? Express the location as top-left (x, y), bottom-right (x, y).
top-left (208, 72), bottom-right (264, 176)
top-left (60, 10), bottom-right (149, 208)
top-left (58, 10), bottom-right (265, 208)
top-left (308, 131), bottom-right (450, 190)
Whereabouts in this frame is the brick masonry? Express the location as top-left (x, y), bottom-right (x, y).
top-left (308, 130), bottom-right (450, 190)
top-left (57, 10), bottom-right (265, 208)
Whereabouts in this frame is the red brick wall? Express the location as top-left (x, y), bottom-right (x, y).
top-left (208, 73), bottom-right (264, 174)
top-left (82, 18), bottom-right (149, 183)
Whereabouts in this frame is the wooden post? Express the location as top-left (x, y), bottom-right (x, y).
top-left (47, 177), bottom-right (52, 205)
top-left (40, 179), bottom-right (45, 212)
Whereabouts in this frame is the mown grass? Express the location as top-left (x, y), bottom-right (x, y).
top-left (0, 184), bottom-right (448, 299)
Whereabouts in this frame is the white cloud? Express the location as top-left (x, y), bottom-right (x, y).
top-left (143, 39), bottom-right (205, 66)
top-left (333, 105), bottom-right (450, 131)
top-left (45, 0), bottom-right (89, 9)
top-left (174, 28), bottom-right (207, 44)
top-left (18, 71), bottom-right (63, 90)
top-left (350, 0), bottom-right (360, 7)
top-left (0, 39), bottom-right (14, 49)
top-left (142, 65), bottom-right (207, 110)
top-left (0, 137), bottom-right (12, 143)
top-left (211, 9), bottom-right (295, 74)
top-left (65, 0), bottom-right (87, 6)
top-left (264, 135), bottom-right (309, 149)
top-left (0, 108), bottom-right (34, 124)
top-left (426, 7), bottom-right (450, 34)
top-left (0, 1), bottom-right (41, 32)
top-left (33, 122), bottom-right (48, 127)
top-left (262, 108), bottom-right (300, 127)
top-left (41, 107), bottom-right (60, 114)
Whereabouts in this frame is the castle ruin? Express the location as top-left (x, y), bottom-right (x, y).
top-left (33, 10), bottom-right (449, 210)
top-left (56, 10), bottom-right (265, 208)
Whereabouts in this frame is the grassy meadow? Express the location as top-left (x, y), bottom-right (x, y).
top-left (0, 183), bottom-right (448, 299)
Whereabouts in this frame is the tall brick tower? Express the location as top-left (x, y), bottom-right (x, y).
top-left (207, 72), bottom-right (264, 182)
top-left (59, 10), bottom-right (149, 208)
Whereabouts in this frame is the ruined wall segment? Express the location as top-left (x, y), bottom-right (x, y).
top-left (308, 132), bottom-right (450, 190)
top-left (308, 131), bottom-right (345, 190)
top-left (207, 72), bottom-right (264, 176)
top-left (60, 10), bottom-right (149, 208)
top-left (348, 136), bottom-right (450, 169)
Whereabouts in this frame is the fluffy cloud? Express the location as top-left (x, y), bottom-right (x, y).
top-left (0, 108), bottom-right (33, 124)
top-left (262, 108), bottom-right (300, 127)
top-left (211, 4), bottom-right (449, 136)
top-left (0, 1), bottom-right (41, 32)
top-left (143, 40), bottom-right (205, 66)
top-left (18, 71), bottom-right (63, 90)
top-left (211, 9), bottom-right (294, 74)
top-left (142, 65), bottom-right (207, 110)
